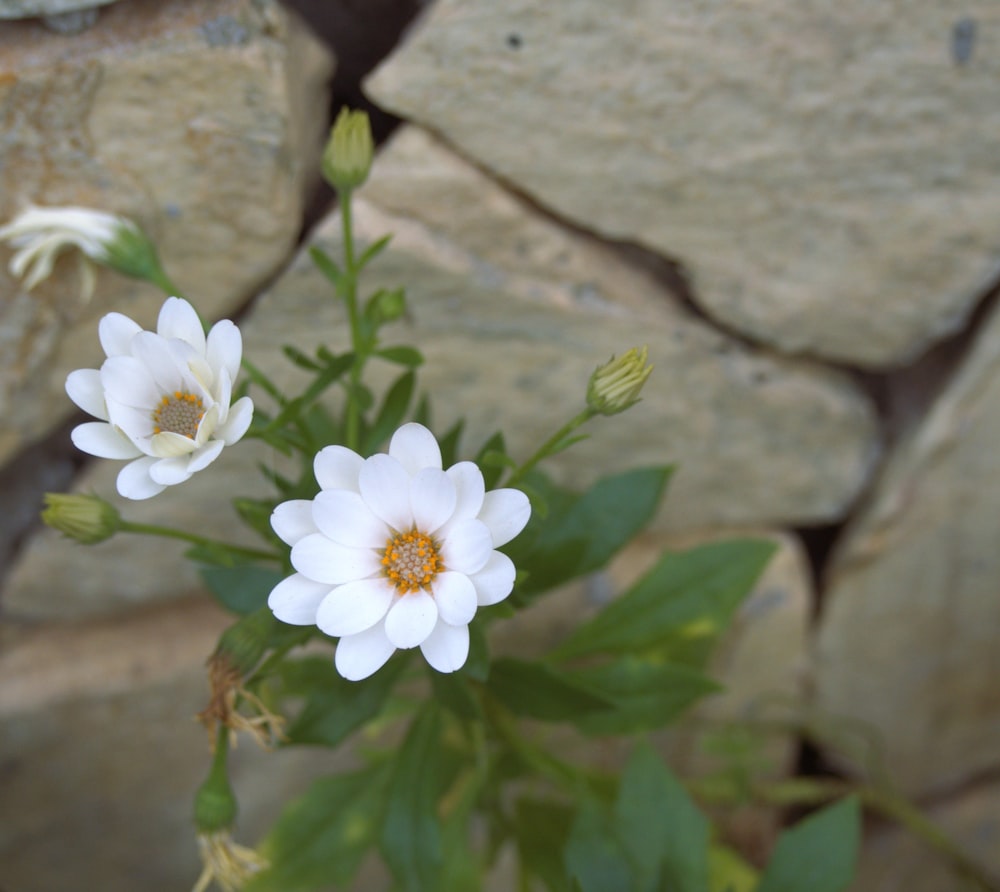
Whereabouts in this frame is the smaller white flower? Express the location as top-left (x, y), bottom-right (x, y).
top-left (0, 205), bottom-right (139, 292)
top-left (66, 296), bottom-right (254, 500)
top-left (267, 423), bottom-right (531, 681)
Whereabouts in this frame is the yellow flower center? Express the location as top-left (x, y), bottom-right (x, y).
top-left (152, 390), bottom-right (205, 438)
top-left (381, 530), bottom-right (444, 594)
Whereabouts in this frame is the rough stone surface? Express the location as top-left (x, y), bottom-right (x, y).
top-left (0, 0), bottom-right (333, 463)
top-left (816, 297), bottom-right (1000, 797)
top-left (2, 126), bottom-right (878, 621)
top-left (0, 598), bottom-right (362, 892)
top-left (852, 780), bottom-right (1000, 892)
top-left (366, 0), bottom-right (1000, 368)
top-left (0, 0), bottom-right (118, 17)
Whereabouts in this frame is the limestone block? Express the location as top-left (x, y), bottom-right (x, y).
top-left (366, 0), bottom-right (1000, 368)
top-left (852, 780), bottom-right (1000, 892)
top-left (815, 298), bottom-right (1000, 797)
top-left (0, 598), bottom-right (359, 892)
top-left (2, 126), bottom-right (877, 621)
top-left (0, 0), bottom-right (118, 17)
top-left (0, 0), bottom-right (334, 463)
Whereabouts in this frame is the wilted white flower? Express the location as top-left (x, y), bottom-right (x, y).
top-left (191, 831), bottom-right (266, 892)
top-left (66, 297), bottom-right (253, 500)
top-left (267, 423), bottom-right (531, 681)
top-left (0, 205), bottom-right (162, 294)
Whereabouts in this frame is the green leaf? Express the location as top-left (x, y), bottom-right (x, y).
top-left (200, 565), bottom-right (285, 615)
top-left (308, 245), bottom-right (343, 287)
top-left (438, 417), bottom-right (465, 468)
top-left (565, 797), bottom-right (634, 892)
top-left (556, 539), bottom-right (776, 663)
top-left (475, 431), bottom-right (507, 489)
top-left (429, 670), bottom-right (482, 722)
top-left (281, 655), bottom-right (407, 748)
top-left (514, 799), bottom-right (575, 892)
top-left (615, 744), bottom-right (709, 892)
top-left (755, 797), bottom-right (860, 892)
top-left (708, 845), bottom-right (758, 892)
top-left (357, 233), bottom-right (393, 268)
top-left (376, 345), bottom-right (424, 367)
top-left (569, 657), bottom-right (720, 735)
top-left (379, 706), bottom-right (451, 892)
top-left (281, 344), bottom-right (321, 371)
top-left (488, 658), bottom-right (612, 721)
top-left (246, 762), bottom-right (391, 892)
top-left (366, 370), bottom-right (416, 452)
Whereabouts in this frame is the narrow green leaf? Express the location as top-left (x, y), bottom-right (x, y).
top-left (569, 657), bottom-right (720, 735)
top-left (475, 431), bottom-right (507, 489)
top-left (379, 706), bottom-right (449, 892)
top-left (615, 744), bottom-right (710, 892)
top-left (281, 344), bottom-right (322, 371)
top-left (199, 565), bottom-right (285, 615)
top-left (246, 762), bottom-right (391, 892)
top-left (376, 345), bottom-right (425, 367)
top-left (565, 797), bottom-right (634, 892)
top-left (241, 357), bottom-right (285, 403)
top-left (514, 799), bottom-right (575, 892)
top-left (755, 797), bottom-right (860, 892)
top-left (308, 245), bottom-right (343, 287)
top-left (282, 655), bottom-right (407, 748)
top-left (366, 370), bottom-right (416, 452)
top-left (357, 233), bottom-right (393, 268)
top-left (488, 658), bottom-right (612, 721)
top-left (438, 417), bottom-right (465, 468)
top-left (556, 539), bottom-right (776, 663)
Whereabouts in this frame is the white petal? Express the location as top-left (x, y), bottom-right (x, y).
top-left (213, 366), bottom-right (232, 424)
top-left (71, 421), bottom-right (141, 459)
top-left (478, 489), bottom-right (531, 547)
top-left (312, 489), bottom-right (389, 549)
top-left (431, 571), bottom-right (478, 626)
top-left (268, 573), bottom-right (332, 626)
top-left (470, 551), bottom-right (516, 607)
top-left (193, 404), bottom-right (220, 447)
top-left (217, 396), bottom-right (253, 445)
top-left (66, 369), bottom-right (108, 419)
top-left (116, 456), bottom-right (166, 500)
top-left (420, 621), bottom-right (470, 674)
top-left (149, 431), bottom-right (198, 458)
top-left (335, 623), bottom-right (396, 681)
top-left (105, 397), bottom-right (155, 445)
top-left (98, 312), bottom-right (142, 357)
top-left (446, 462), bottom-right (485, 523)
top-left (206, 319), bottom-right (242, 385)
top-left (410, 467), bottom-right (456, 534)
top-left (291, 533), bottom-right (382, 585)
top-left (316, 578), bottom-right (394, 637)
top-left (149, 455), bottom-right (194, 486)
top-left (130, 331), bottom-right (186, 394)
top-left (384, 589), bottom-right (439, 649)
top-left (100, 356), bottom-right (160, 409)
top-left (314, 445), bottom-right (364, 493)
top-left (157, 297), bottom-right (206, 355)
top-left (271, 499), bottom-right (318, 546)
top-left (358, 454), bottom-right (413, 532)
top-left (185, 438), bottom-right (225, 473)
top-left (388, 422), bottom-right (441, 474)
top-left (440, 519), bottom-right (492, 575)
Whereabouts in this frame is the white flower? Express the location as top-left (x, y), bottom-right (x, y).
top-left (0, 205), bottom-right (139, 292)
top-left (267, 423), bottom-right (531, 681)
top-left (66, 296), bottom-right (254, 500)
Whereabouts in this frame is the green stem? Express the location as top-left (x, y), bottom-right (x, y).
top-left (148, 266), bottom-right (185, 298)
top-left (506, 408), bottom-right (595, 488)
top-left (119, 520), bottom-right (280, 563)
top-left (339, 190), bottom-right (365, 453)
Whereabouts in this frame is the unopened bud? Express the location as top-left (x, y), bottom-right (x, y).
top-left (586, 346), bottom-right (653, 416)
top-left (100, 218), bottom-right (170, 285)
top-left (42, 492), bottom-right (120, 544)
top-left (322, 107), bottom-right (374, 192)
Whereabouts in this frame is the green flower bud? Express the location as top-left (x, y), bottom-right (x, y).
top-left (365, 286), bottom-right (407, 326)
top-left (322, 107), bottom-right (374, 192)
top-left (586, 346), bottom-right (653, 416)
top-left (214, 608), bottom-right (276, 677)
top-left (194, 745), bottom-right (238, 833)
top-left (100, 218), bottom-right (170, 286)
top-left (42, 492), bottom-right (121, 544)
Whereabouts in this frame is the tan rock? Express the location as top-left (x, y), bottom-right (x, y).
top-left (816, 298), bottom-right (1000, 796)
top-left (0, 0), bottom-right (333, 463)
top-left (3, 126), bottom-right (877, 621)
top-left (0, 598), bottom-right (358, 892)
top-left (366, 0), bottom-right (1000, 367)
top-left (0, 0), bottom-right (118, 16)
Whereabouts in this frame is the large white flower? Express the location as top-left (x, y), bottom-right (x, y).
top-left (66, 296), bottom-right (254, 500)
top-left (267, 423), bottom-right (531, 681)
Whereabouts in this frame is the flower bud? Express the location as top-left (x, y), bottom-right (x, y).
top-left (586, 346), bottom-right (653, 416)
top-left (322, 107), bottom-right (374, 192)
top-left (42, 492), bottom-right (121, 544)
top-left (100, 217), bottom-right (170, 286)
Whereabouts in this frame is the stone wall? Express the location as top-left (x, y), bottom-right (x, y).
top-left (2, 1), bottom-right (999, 889)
